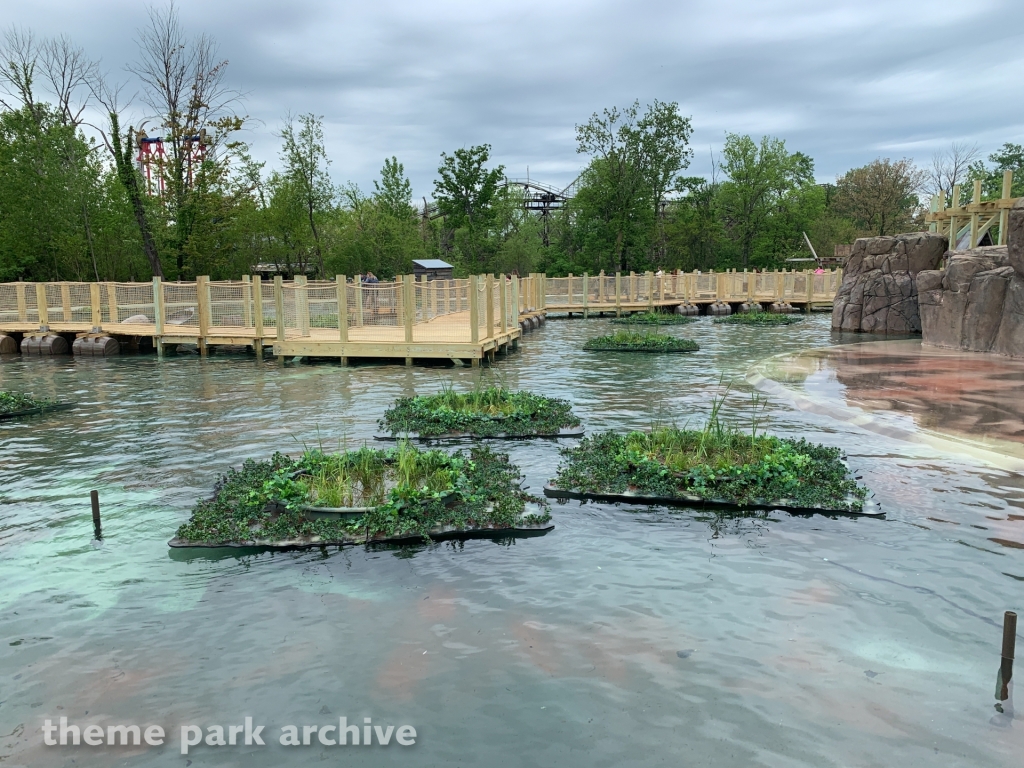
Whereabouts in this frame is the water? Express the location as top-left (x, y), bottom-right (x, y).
top-left (1, 314), bottom-right (1021, 767)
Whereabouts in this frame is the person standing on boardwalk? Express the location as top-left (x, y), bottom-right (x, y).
top-left (363, 271), bottom-right (379, 315)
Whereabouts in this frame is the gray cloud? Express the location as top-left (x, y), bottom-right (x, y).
top-left (7, 0), bottom-right (1023, 199)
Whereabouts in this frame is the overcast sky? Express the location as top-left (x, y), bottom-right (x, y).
top-left (6, 0), bottom-right (1024, 200)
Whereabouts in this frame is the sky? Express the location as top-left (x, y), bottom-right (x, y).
top-left (5, 0), bottom-right (1024, 201)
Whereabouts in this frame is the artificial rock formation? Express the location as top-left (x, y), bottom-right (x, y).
top-left (918, 199), bottom-right (1024, 357)
top-left (831, 232), bottom-right (947, 333)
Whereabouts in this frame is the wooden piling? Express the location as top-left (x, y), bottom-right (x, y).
top-left (90, 490), bottom-right (102, 538)
top-left (999, 610), bottom-right (1017, 701)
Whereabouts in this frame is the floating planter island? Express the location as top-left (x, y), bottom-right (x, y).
top-left (376, 386), bottom-right (583, 439)
top-left (0, 391), bottom-right (72, 420)
top-left (545, 425), bottom-right (878, 516)
top-left (611, 312), bottom-right (695, 326)
top-left (170, 444), bottom-right (553, 549)
top-left (583, 331), bottom-right (699, 354)
top-left (714, 312), bottom-right (803, 326)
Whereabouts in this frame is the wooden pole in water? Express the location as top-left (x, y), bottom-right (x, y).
top-left (90, 490), bottom-right (102, 538)
top-left (253, 276), bottom-right (264, 361)
top-left (999, 610), bottom-right (1017, 701)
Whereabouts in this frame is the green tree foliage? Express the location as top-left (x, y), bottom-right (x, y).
top-left (965, 143), bottom-right (1024, 200)
top-left (833, 158), bottom-right (925, 237)
top-left (433, 145), bottom-right (505, 270)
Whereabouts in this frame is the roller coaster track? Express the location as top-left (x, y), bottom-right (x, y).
top-left (420, 176), bottom-right (580, 221)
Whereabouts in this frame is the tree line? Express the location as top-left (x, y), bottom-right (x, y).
top-left (1, 8), bottom-right (1021, 284)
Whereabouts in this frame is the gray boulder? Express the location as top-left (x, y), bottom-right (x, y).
top-left (832, 232), bottom-right (947, 333)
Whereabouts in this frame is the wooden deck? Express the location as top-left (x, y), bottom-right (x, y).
top-left (0, 269), bottom-right (839, 365)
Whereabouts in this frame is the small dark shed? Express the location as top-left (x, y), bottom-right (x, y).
top-left (412, 259), bottom-right (454, 281)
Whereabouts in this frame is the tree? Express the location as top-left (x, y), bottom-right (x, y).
top-left (928, 142), bottom-right (980, 201)
top-left (279, 113), bottom-right (334, 277)
top-left (128, 2), bottom-right (245, 275)
top-left (574, 100), bottom-right (692, 270)
top-left (833, 158), bottom-right (925, 236)
top-left (716, 134), bottom-right (816, 267)
top-left (965, 143), bottom-right (1024, 200)
top-left (433, 144), bottom-right (504, 269)
top-left (374, 156), bottom-right (414, 218)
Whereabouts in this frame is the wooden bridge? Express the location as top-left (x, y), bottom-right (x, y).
top-left (924, 169), bottom-right (1020, 249)
top-left (0, 268), bottom-right (840, 364)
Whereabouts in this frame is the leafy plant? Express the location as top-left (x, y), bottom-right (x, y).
top-left (0, 390), bottom-right (57, 415)
top-left (611, 311), bottom-right (695, 325)
top-left (552, 394), bottom-right (866, 512)
top-left (380, 383), bottom-right (580, 437)
top-left (583, 330), bottom-right (699, 353)
top-left (175, 443), bottom-right (550, 546)
top-left (713, 312), bottom-right (802, 326)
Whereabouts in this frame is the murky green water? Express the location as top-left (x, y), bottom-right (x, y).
top-left (1, 314), bottom-right (1021, 767)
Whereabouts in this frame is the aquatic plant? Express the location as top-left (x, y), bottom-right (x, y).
top-left (380, 383), bottom-right (580, 437)
top-left (713, 312), bottom-right (802, 326)
top-left (583, 330), bottom-right (699, 353)
top-left (174, 443), bottom-right (550, 546)
top-left (551, 394), bottom-right (866, 512)
top-left (611, 312), bottom-right (695, 325)
top-left (0, 390), bottom-right (57, 415)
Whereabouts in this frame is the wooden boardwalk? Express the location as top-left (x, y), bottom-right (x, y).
top-left (0, 268), bottom-right (839, 364)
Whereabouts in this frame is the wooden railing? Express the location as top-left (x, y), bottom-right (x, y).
top-left (925, 170), bottom-right (1020, 250)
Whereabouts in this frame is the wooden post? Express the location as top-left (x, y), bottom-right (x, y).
top-left (805, 269), bottom-right (814, 312)
top-left (567, 272), bottom-right (574, 307)
top-left (598, 270), bottom-right (605, 303)
top-left (746, 268), bottom-right (754, 301)
top-left (90, 490), bottom-right (102, 539)
top-left (153, 277), bottom-right (164, 358)
top-left (582, 273), bottom-right (589, 318)
top-left (354, 275), bottom-right (364, 327)
top-left (89, 283), bottom-right (101, 329)
top-left (253, 276), bottom-right (264, 360)
top-left (629, 272), bottom-right (636, 303)
top-left (647, 271), bottom-right (655, 311)
top-left (500, 274), bottom-right (508, 333)
top-left (60, 284), bottom-right (71, 322)
top-left (485, 274), bottom-right (495, 338)
top-left (404, 275), bottom-right (415, 342)
top-left (998, 170), bottom-right (1013, 246)
top-left (970, 179), bottom-right (982, 248)
top-left (614, 272), bottom-right (622, 317)
top-left (716, 272), bottom-right (724, 302)
top-left (196, 276), bottom-right (209, 356)
top-left (949, 184), bottom-right (961, 251)
top-left (337, 275), bottom-right (348, 344)
top-left (106, 283), bottom-right (118, 324)
top-left (16, 282), bottom-right (27, 322)
top-left (241, 275), bottom-right (253, 327)
top-left (274, 276), bottom-right (285, 343)
top-left (511, 276), bottom-right (519, 326)
top-left (469, 275), bottom-right (480, 344)
top-left (36, 283), bottom-right (48, 328)
top-left (999, 610), bottom-right (1017, 701)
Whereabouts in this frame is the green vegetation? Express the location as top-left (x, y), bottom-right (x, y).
top-left (583, 330), bottom-right (699, 353)
top-left (0, 390), bottom-right (57, 415)
top-left (174, 443), bottom-right (551, 546)
top-left (380, 384), bottom-right (580, 438)
top-left (611, 312), bottom-right (695, 325)
top-left (551, 401), bottom-right (867, 512)
top-left (713, 312), bottom-right (802, 326)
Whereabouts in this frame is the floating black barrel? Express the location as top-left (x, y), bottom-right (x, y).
top-left (21, 334), bottom-right (69, 355)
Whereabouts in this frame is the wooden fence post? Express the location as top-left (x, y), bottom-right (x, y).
top-left (274, 276), bottom-right (285, 343)
top-left (500, 274), bottom-right (508, 333)
top-left (614, 272), bottom-right (622, 317)
top-left (89, 283), bottom-right (101, 329)
top-left (153, 276), bottom-right (164, 358)
top-left (253, 276), bottom-right (264, 360)
top-left (805, 269), bottom-right (814, 311)
top-left (582, 273), bottom-right (589, 318)
top-left (354, 275), bottom-right (364, 327)
top-left (337, 275), bottom-right (349, 344)
top-left (949, 184), bottom-right (961, 250)
top-left (647, 271), bottom-right (655, 311)
top-left (36, 283), bottom-right (48, 328)
top-left (196, 276), bottom-right (209, 356)
top-left (485, 274), bottom-right (495, 337)
top-left (970, 180), bottom-right (982, 248)
top-left (403, 274), bottom-right (414, 366)
top-left (998, 170), bottom-right (1013, 246)
top-left (469, 275), bottom-right (480, 344)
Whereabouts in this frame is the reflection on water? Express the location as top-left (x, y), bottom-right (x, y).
top-left (1, 315), bottom-right (1022, 767)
